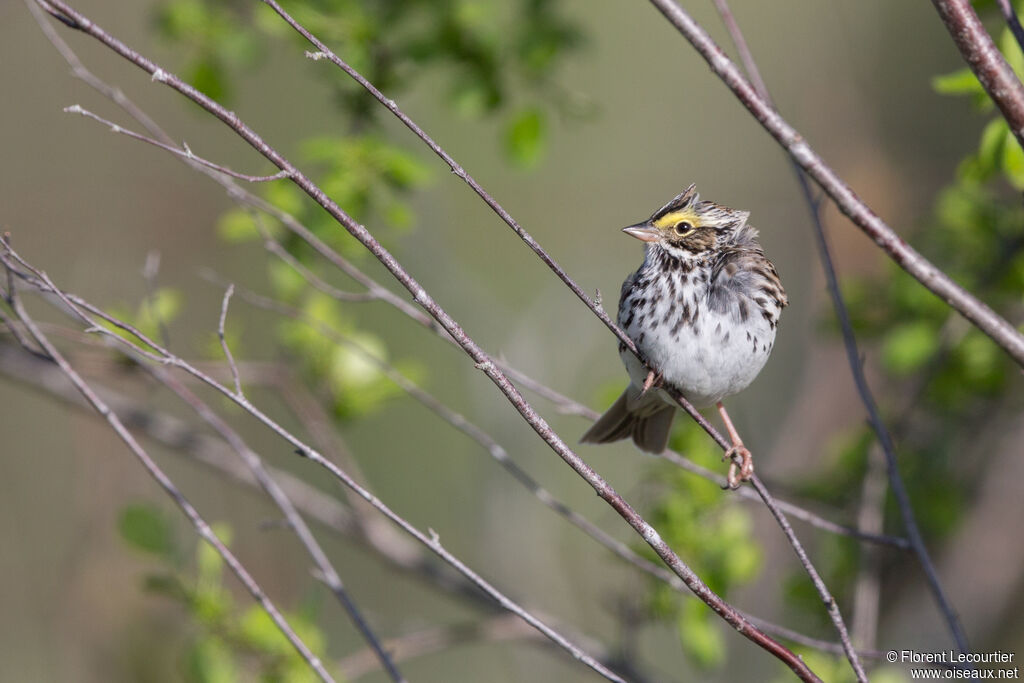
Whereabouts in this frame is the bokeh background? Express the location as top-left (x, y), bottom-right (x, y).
top-left (1, 1), bottom-right (1020, 681)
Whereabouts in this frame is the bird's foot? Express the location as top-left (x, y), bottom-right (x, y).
top-left (722, 446), bottom-right (754, 490)
top-left (640, 370), bottom-right (662, 397)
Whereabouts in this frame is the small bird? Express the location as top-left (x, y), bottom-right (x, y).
top-left (581, 184), bottom-right (786, 488)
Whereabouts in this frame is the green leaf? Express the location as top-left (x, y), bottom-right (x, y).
top-left (931, 68), bottom-right (984, 97)
top-left (1000, 21), bottom-right (1024, 80)
top-left (882, 321), bottom-right (939, 375)
top-left (142, 572), bottom-right (188, 600)
top-left (267, 259), bottom-right (308, 301)
top-left (197, 523), bottom-right (232, 588)
top-left (976, 118), bottom-right (1009, 180)
top-left (217, 208), bottom-right (259, 243)
top-left (118, 503), bottom-right (175, 558)
top-left (187, 634), bottom-right (237, 683)
top-left (503, 107), bottom-right (547, 167)
top-left (188, 58), bottom-right (226, 101)
top-left (1002, 133), bottom-right (1024, 189)
top-left (678, 600), bottom-right (725, 669)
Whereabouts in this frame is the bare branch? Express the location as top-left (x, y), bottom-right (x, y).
top-left (64, 105), bottom-right (292, 183)
top-left (932, 0), bottom-right (1024, 151)
top-left (217, 284), bottom-right (244, 397)
top-left (646, 0), bottom-right (1024, 366)
top-left (750, 476), bottom-right (868, 682)
top-left (851, 445), bottom-right (889, 650)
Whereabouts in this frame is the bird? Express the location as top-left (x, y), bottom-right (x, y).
top-left (581, 184), bottom-right (787, 488)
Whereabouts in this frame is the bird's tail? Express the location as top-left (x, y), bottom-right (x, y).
top-left (580, 386), bottom-right (675, 454)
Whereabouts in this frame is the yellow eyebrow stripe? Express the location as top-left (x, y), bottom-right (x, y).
top-left (653, 209), bottom-right (700, 230)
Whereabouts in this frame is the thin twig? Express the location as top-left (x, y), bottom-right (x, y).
top-left (217, 284), bottom-right (243, 397)
top-left (64, 105), bottom-right (292, 182)
top-left (750, 477), bottom-right (868, 683)
top-left (0, 251), bottom-right (334, 683)
top-left (711, 0), bottom-right (969, 655)
top-left (645, 0), bottom-right (1024, 366)
top-left (141, 250), bottom-right (171, 348)
top-left (851, 444), bottom-right (888, 650)
top-left (932, 0), bottom-right (1024, 151)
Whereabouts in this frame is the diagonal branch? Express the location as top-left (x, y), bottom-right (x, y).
top-left (710, 0), bottom-right (969, 654)
top-left (645, 0), bottom-right (1024, 367)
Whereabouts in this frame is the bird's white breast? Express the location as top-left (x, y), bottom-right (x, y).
top-left (619, 264), bottom-right (777, 408)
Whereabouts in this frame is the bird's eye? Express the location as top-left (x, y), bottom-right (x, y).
top-left (672, 221), bottom-right (695, 237)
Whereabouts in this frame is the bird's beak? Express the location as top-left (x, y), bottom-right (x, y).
top-left (622, 223), bottom-right (660, 243)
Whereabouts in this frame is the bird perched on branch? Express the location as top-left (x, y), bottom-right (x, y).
top-left (581, 184), bottom-right (786, 488)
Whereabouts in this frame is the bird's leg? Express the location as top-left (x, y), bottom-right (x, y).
top-left (640, 370), bottom-right (662, 397)
top-left (717, 402), bottom-right (753, 489)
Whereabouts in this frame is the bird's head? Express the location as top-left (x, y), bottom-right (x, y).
top-left (622, 184), bottom-right (751, 261)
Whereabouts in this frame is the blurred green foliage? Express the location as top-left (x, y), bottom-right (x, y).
top-left (119, 504), bottom-right (328, 682)
top-left (156, 0), bottom-right (583, 421)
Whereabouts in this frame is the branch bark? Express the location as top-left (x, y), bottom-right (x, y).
top-left (932, 0), bottom-right (1024, 151)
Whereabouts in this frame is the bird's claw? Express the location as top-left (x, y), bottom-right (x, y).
top-left (722, 446), bottom-right (754, 490)
top-left (640, 370), bottom-right (661, 397)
